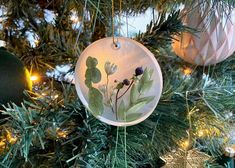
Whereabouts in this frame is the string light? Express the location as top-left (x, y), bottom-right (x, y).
top-left (197, 129), bottom-right (210, 138)
top-left (41, 92), bottom-right (47, 96)
top-left (51, 94), bottom-right (59, 100)
top-left (0, 130), bottom-right (17, 152)
top-left (34, 39), bottom-right (40, 46)
top-left (180, 139), bottom-right (190, 150)
top-left (0, 140), bottom-right (5, 148)
top-left (183, 67), bottom-right (193, 76)
top-left (6, 130), bottom-right (17, 144)
top-left (198, 130), bottom-right (205, 137)
top-left (30, 75), bottom-right (39, 82)
top-left (56, 128), bottom-right (68, 138)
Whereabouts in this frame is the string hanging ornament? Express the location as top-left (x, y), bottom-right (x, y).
top-left (75, 0), bottom-right (163, 126)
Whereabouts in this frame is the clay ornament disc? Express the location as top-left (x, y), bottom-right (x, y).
top-left (75, 37), bottom-right (163, 126)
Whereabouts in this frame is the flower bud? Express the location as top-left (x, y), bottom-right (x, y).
top-left (123, 79), bottom-right (130, 86)
top-left (104, 61), bottom-right (117, 75)
top-left (135, 67), bottom-right (144, 76)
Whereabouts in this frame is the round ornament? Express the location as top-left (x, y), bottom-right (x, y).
top-left (0, 47), bottom-right (32, 108)
top-left (75, 37), bottom-right (163, 126)
top-left (172, 1), bottom-right (235, 65)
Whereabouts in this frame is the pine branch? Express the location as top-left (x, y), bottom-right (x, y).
top-left (136, 10), bottom-right (194, 50)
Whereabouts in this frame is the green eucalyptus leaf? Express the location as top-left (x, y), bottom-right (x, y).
top-left (126, 113), bottom-right (142, 122)
top-left (86, 56), bottom-right (98, 68)
top-left (117, 100), bottom-right (126, 120)
top-left (85, 79), bottom-right (92, 88)
top-left (149, 68), bottom-right (154, 78)
top-left (85, 60), bottom-right (101, 87)
top-left (142, 68), bottom-right (150, 80)
top-left (90, 68), bottom-right (101, 83)
top-left (141, 80), bottom-right (153, 94)
top-left (138, 68), bottom-right (154, 94)
top-left (137, 96), bottom-right (155, 104)
top-left (126, 101), bottom-right (147, 114)
top-left (138, 68), bottom-right (148, 92)
top-left (88, 87), bottom-right (104, 116)
top-left (130, 83), bottom-right (138, 104)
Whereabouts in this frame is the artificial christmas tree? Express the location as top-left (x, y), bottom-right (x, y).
top-left (0, 0), bottom-right (234, 167)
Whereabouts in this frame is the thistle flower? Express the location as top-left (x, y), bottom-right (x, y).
top-left (104, 61), bottom-right (117, 75)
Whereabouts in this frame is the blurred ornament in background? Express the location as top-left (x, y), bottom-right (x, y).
top-left (75, 37), bottom-right (163, 126)
top-left (0, 47), bottom-right (32, 109)
top-left (172, 1), bottom-right (235, 66)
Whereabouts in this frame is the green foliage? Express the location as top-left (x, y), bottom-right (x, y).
top-left (126, 101), bottom-right (147, 115)
top-left (85, 56), bottom-right (104, 116)
top-left (125, 113), bottom-right (142, 122)
top-left (136, 10), bottom-right (192, 50)
top-left (137, 68), bottom-right (154, 94)
top-left (88, 87), bottom-right (104, 116)
top-left (85, 56), bottom-right (102, 87)
top-left (117, 68), bottom-right (155, 121)
top-left (130, 83), bottom-right (138, 104)
top-left (117, 100), bottom-right (126, 120)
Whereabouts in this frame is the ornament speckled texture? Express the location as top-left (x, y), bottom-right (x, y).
top-left (172, 1), bottom-right (235, 65)
top-left (75, 37), bottom-right (163, 126)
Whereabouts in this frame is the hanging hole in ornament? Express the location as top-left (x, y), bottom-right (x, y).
top-left (112, 41), bottom-right (121, 50)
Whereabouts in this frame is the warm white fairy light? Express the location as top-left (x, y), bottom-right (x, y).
top-left (56, 128), bottom-right (68, 138)
top-left (180, 139), bottom-right (190, 150)
top-left (41, 92), bottom-right (47, 96)
top-left (53, 94), bottom-right (59, 99)
top-left (34, 38), bottom-right (40, 47)
top-left (30, 75), bottom-right (39, 82)
top-left (183, 67), bottom-right (192, 76)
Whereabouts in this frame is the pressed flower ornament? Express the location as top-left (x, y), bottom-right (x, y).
top-left (75, 37), bottom-right (163, 126)
top-left (75, 0), bottom-right (162, 126)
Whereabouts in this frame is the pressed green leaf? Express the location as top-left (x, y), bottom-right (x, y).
top-left (85, 79), bottom-right (92, 88)
top-left (126, 113), bottom-right (142, 122)
top-left (138, 68), bottom-right (153, 93)
top-left (149, 68), bottom-right (154, 77)
top-left (85, 68), bottom-right (101, 84)
top-left (141, 80), bottom-right (153, 94)
top-left (137, 96), bottom-right (155, 104)
top-left (130, 84), bottom-right (138, 104)
top-left (86, 56), bottom-right (98, 68)
top-left (90, 68), bottom-right (101, 83)
top-left (88, 87), bottom-right (104, 116)
top-left (85, 56), bottom-right (102, 86)
top-left (126, 101), bottom-right (147, 114)
top-left (117, 100), bottom-right (126, 120)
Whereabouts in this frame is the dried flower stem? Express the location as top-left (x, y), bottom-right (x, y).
top-left (106, 74), bottom-right (109, 99)
top-left (117, 80), bottom-right (134, 100)
top-left (115, 89), bottom-right (120, 120)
